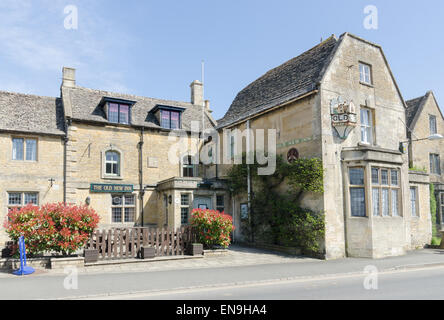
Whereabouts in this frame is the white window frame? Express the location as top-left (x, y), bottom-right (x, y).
top-left (102, 148), bottom-right (124, 180)
top-left (349, 167), bottom-right (366, 217)
top-left (371, 167), bottom-right (402, 217)
top-left (12, 137), bottom-right (38, 161)
top-left (180, 193), bottom-right (191, 225)
top-left (410, 187), bottom-right (418, 217)
top-left (359, 62), bottom-right (372, 85)
top-left (429, 115), bottom-right (437, 135)
top-left (7, 192), bottom-right (39, 212)
top-left (360, 107), bottom-right (374, 145)
top-left (111, 194), bottom-right (136, 224)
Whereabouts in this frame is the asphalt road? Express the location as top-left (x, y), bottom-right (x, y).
top-left (107, 266), bottom-right (444, 300)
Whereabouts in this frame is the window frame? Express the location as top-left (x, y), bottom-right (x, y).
top-left (182, 155), bottom-right (197, 178)
top-left (111, 194), bottom-right (136, 224)
top-left (371, 167), bottom-right (402, 218)
top-left (359, 62), bottom-right (373, 85)
top-left (107, 102), bottom-right (131, 125)
top-left (429, 115), bottom-right (437, 135)
top-left (180, 193), bottom-right (191, 225)
top-left (7, 192), bottom-right (39, 212)
top-left (349, 167), bottom-right (366, 217)
top-left (410, 187), bottom-right (419, 218)
top-left (160, 109), bottom-right (182, 130)
top-left (216, 195), bottom-right (225, 213)
top-left (360, 107), bottom-right (374, 145)
top-left (102, 148), bottom-right (124, 180)
top-left (12, 137), bottom-right (38, 162)
top-left (430, 153), bottom-right (441, 175)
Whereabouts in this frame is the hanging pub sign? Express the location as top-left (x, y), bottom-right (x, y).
top-left (330, 96), bottom-right (357, 140)
top-left (90, 183), bottom-right (134, 193)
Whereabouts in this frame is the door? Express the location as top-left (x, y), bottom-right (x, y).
top-left (193, 197), bottom-right (213, 210)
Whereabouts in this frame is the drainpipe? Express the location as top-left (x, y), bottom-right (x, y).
top-left (63, 119), bottom-right (71, 204)
top-left (246, 120), bottom-right (253, 242)
top-left (139, 127), bottom-right (145, 227)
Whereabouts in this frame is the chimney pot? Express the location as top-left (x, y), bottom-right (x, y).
top-left (190, 80), bottom-right (203, 106)
top-left (62, 67), bottom-right (76, 88)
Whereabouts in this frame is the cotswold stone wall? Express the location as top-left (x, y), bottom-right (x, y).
top-left (0, 133), bottom-right (65, 246)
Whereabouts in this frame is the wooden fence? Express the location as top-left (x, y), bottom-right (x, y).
top-left (86, 226), bottom-right (197, 260)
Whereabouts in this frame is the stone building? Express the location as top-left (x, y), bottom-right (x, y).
top-left (0, 68), bottom-right (230, 248)
top-left (406, 91), bottom-right (444, 230)
top-left (216, 32), bottom-right (435, 259)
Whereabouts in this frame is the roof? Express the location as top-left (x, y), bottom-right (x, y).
top-left (0, 91), bottom-right (65, 136)
top-left (62, 86), bottom-right (215, 131)
top-left (406, 91), bottom-right (444, 131)
top-left (217, 35), bottom-right (339, 128)
top-left (405, 94), bottom-right (428, 129)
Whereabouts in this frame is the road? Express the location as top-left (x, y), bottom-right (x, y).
top-left (103, 266), bottom-right (444, 300)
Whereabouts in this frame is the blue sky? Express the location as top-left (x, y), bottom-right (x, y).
top-left (0, 0), bottom-right (443, 120)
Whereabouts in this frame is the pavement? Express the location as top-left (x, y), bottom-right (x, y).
top-left (1, 245), bottom-right (444, 299)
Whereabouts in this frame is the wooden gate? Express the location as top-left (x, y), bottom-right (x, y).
top-left (86, 226), bottom-right (197, 260)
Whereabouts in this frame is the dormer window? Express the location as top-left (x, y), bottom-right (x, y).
top-left (161, 110), bottom-right (180, 129)
top-left (100, 97), bottom-right (136, 125)
top-left (109, 103), bottom-right (130, 124)
top-left (151, 105), bottom-right (185, 130)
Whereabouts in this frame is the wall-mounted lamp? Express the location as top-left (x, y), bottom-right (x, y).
top-left (168, 195), bottom-right (172, 205)
top-left (85, 196), bottom-right (91, 206)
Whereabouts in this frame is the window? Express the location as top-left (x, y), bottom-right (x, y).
top-left (8, 192), bottom-right (38, 211)
top-left (230, 134), bottom-right (235, 159)
top-left (181, 194), bottom-right (190, 224)
top-left (371, 168), bottom-right (401, 217)
top-left (12, 138), bottom-right (37, 161)
top-left (349, 168), bottom-right (366, 217)
top-left (440, 193), bottom-right (444, 223)
top-left (111, 194), bottom-right (135, 223)
top-left (160, 110), bottom-right (181, 129)
top-left (182, 156), bottom-right (197, 177)
top-left (410, 187), bottom-right (418, 217)
top-left (360, 108), bottom-right (373, 144)
top-left (430, 154), bottom-right (441, 175)
top-left (105, 151), bottom-right (120, 176)
top-left (108, 103), bottom-right (130, 125)
top-left (359, 63), bottom-right (372, 85)
top-left (430, 115), bottom-right (437, 135)
top-left (216, 195), bottom-right (225, 212)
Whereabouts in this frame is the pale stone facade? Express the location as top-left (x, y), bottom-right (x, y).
top-left (217, 32), bottom-right (435, 259)
top-left (0, 69), bottom-right (230, 251)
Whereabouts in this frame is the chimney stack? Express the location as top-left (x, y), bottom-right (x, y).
top-left (190, 80), bottom-right (203, 106)
top-left (62, 67), bottom-right (76, 88)
top-left (204, 100), bottom-right (212, 113)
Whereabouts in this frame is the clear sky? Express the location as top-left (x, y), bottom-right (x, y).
top-left (0, 0), bottom-right (443, 120)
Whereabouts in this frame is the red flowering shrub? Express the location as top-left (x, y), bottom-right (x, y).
top-left (4, 203), bottom-right (100, 256)
top-left (190, 209), bottom-right (235, 249)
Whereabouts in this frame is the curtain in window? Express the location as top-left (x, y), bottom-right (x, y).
top-left (109, 103), bottom-right (119, 123)
top-left (382, 189), bottom-right (389, 216)
top-left (372, 188), bottom-right (380, 216)
top-left (26, 139), bottom-right (37, 161)
top-left (391, 189), bottom-right (399, 216)
top-left (161, 110), bottom-right (171, 128)
top-left (119, 105), bottom-right (129, 124)
top-left (170, 111), bottom-right (179, 129)
top-left (12, 138), bottom-right (24, 160)
top-left (350, 188), bottom-right (366, 217)
top-left (410, 188), bottom-right (417, 217)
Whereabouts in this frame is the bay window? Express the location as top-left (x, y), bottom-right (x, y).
top-left (349, 168), bottom-right (366, 217)
top-left (371, 167), bottom-right (401, 217)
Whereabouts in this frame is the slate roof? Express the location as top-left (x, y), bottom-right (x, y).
top-left (405, 93), bottom-right (429, 129)
top-left (217, 35), bottom-right (339, 128)
top-left (63, 86), bottom-right (215, 131)
top-left (0, 91), bottom-right (65, 136)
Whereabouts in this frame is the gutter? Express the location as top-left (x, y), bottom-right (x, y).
top-left (219, 89), bottom-right (318, 130)
top-left (139, 127), bottom-right (145, 227)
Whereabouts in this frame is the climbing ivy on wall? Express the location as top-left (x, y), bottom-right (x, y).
top-left (227, 154), bottom-right (325, 255)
